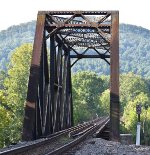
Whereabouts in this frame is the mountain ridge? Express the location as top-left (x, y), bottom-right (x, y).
top-left (0, 21), bottom-right (150, 77)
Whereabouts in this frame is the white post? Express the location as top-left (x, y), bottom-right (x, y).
top-left (136, 122), bottom-right (141, 146)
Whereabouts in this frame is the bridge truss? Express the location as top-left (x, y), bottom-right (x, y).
top-left (22, 11), bottom-right (119, 141)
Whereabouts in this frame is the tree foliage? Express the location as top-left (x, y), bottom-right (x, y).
top-left (99, 89), bottom-right (110, 116)
top-left (0, 43), bottom-right (32, 147)
top-left (120, 73), bottom-right (150, 145)
top-left (120, 73), bottom-right (150, 112)
top-left (72, 71), bottom-right (105, 124)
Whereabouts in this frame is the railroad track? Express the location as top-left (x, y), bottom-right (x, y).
top-left (0, 117), bottom-right (109, 155)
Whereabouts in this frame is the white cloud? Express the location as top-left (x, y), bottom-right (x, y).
top-left (0, 0), bottom-right (150, 31)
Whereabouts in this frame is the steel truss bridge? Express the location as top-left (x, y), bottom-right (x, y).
top-left (22, 11), bottom-right (119, 142)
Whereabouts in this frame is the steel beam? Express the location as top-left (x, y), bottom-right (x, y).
top-left (68, 59), bottom-right (73, 126)
top-left (110, 11), bottom-right (120, 141)
top-left (22, 13), bottom-right (46, 141)
top-left (42, 41), bottom-right (51, 136)
top-left (53, 44), bottom-right (63, 132)
top-left (60, 52), bottom-right (69, 129)
top-left (39, 11), bottom-right (111, 15)
top-left (70, 55), bottom-right (110, 59)
top-left (50, 35), bottom-right (56, 133)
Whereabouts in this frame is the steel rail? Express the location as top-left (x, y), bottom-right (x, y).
top-left (46, 117), bottom-right (109, 155)
top-left (0, 117), bottom-right (107, 155)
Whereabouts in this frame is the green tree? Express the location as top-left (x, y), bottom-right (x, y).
top-left (99, 89), bottom-right (110, 116)
top-left (0, 106), bottom-right (12, 148)
top-left (0, 43), bottom-right (32, 146)
top-left (122, 92), bottom-right (150, 144)
top-left (72, 71), bottom-right (105, 124)
top-left (120, 73), bottom-right (149, 112)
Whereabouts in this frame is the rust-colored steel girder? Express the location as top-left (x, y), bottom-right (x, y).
top-left (22, 10), bottom-right (120, 142)
top-left (110, 11), bottom-right (120, 141)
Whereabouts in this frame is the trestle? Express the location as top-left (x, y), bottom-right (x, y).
top-left (22, 11), bottom-right (119, 141)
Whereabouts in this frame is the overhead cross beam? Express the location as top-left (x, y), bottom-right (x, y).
top-left (22, 11), bottom-right (119, 142)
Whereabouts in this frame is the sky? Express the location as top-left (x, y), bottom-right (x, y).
top-left (0, 0), bottom-right (150, 31)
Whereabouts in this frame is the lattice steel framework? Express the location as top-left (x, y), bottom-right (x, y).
top-left (22, 11), bottom-right (119, 141)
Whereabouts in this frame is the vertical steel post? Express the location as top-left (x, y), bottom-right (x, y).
top-left (22, 12), bottom-right (45, 141)
top-left (68, 58), bottom-right (73, 127)
top-left (50, 35), bottom-right (56, 133)
top-left (61, 51), bottom-right (69, 130)
top-left (57, 44), bottom-right (63, 131)
top-left (36, 48), bottom-right (44, 138)
top-left (110, 11), bottom-right (120, 141)
top-left (41, 39), bottom-right (49, 136)
top-left (66, 56), bottom-right (70, 128)
top-left (53, 44), bottom-right (62, 132)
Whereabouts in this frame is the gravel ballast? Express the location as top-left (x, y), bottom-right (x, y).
top-left (74, 138), bottom-right (150, 155)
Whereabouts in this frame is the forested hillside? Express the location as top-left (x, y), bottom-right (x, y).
top-left (0, 21), bottom-right (150, 76)
top-left (0, 21), bottom-right (35, 70)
